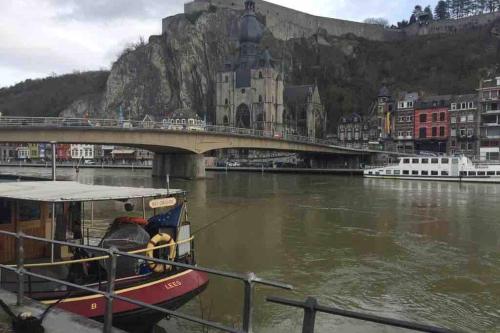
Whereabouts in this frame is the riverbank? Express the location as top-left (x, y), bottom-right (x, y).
top-left (206, 166), bottom-right (363, 175)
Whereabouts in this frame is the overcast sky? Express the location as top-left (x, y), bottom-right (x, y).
top-left (0, 0), bottom-right (438, 88)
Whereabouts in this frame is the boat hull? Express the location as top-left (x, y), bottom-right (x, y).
top-left (41, 269), bottom-right (209, 330)
top-left (364, 174), bottom-right (500, 183)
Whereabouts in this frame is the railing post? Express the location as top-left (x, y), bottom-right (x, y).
top-left (302, 297), bottom-right (318, 333)
top-left (104, 247), bottom-right (118, 333)
top-left (16, 232), bottom-right (25, 306)
top-left (242, 272), bottom-right (256, 333)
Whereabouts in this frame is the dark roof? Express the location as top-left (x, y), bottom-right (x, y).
top-left (284, 85), bottom-right (314, 105)
top-left (451, 93), bottom-right (478, 103)
top-left (378, 86), bottom-right (390, 97)
top-left (339, 112), bottom-right (363, 123)
top-left (416, 95), bottom-right (453, 109)
top-left (397, 91), bottom-right (419, 101)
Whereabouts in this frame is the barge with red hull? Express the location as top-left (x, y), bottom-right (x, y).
top-left (0, 181), bottom-right (209, 331)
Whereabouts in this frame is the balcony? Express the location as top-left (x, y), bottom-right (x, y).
top-left (483, 109), bottom-right (500, 114)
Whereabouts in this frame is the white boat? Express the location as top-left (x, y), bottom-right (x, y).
top-left (364, 156), bottom-right (500, 183)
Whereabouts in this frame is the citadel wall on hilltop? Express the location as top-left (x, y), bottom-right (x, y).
top-left (173, 0), bottom-right (500, 42)
top-left (179, 0), bottom-right (404, 41)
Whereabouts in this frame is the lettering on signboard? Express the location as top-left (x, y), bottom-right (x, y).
top-left (149, 197), bottom-right (177, 209)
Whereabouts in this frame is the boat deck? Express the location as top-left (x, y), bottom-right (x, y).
top-left (0, 288), bottom-right (126, 333)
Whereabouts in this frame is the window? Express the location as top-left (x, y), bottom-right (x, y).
top-left (394, 170), bottom-right (401, 175)
top-left (451, 103), bottom-right (457, 110)
top-left (399, 102), bottom-right (405, 108)
top-left (0, 199), bottom-right (12, 224)
top-left (189, 119), bottom-right (194, 125)
top-left (181, 119), bottom-right (186, 124)
top-left (412, 170), bottom-right (419, 175)
top-left (225, 98), bottom-right (228, 105)
top-left (431, 158), bottom-right (439, 164)
top-left (469, 171), bottom-right (476, 176)
top-left (440, 112), bottom-right (445, 121)
top-left (451, 117), bottom-right (456, 124)
top-left (432, 127), bottom-right (437, 136)
top-left (258, 95), bottom-right (263, 103)
top-left (441, 158), bottom-right (449, 164)
top-left (460, 129), bottom-right (466, 137)
top-left (403, 170), bottom-right (410, 175)
top-left (18, 201), bottom-right (41, 222)
top-left (258, 71), bottom-right (263, 79)
top-left (497, 171), bottom-right (500, 176)
top-left (398, 131), bottom-right (403, 137)
top-left (412, 159), bottom-right (419, 164)
top-left (407, 116), bottom-right (413, 122)
top-left (386, 170), bottom-right (392, 175)
top-left (432, 113), bottom-right (438, 122)
top-left (460, 115), bottom-right (466, 123)
top-left (451, 129), bottom-right (456, 137)
top-left (224, 75), bottom-right (228, 83)
top-left (241, 89), bottom-right (246, 94)
top-left (468, 114), bottom-right (474, 122)
top-left (419, 114), bottom-right (427, 122)
top-left (431, 171), bottom-right (439, 175)
top-left (419, 128), bottom-right (427, 138)
top-left (439, 127), bottom-right (445, 137)
top-left (487, 171), bottom-right (495, 176)
top-left (408, 101), bottom-right (413, 107)
top-left (422, 158), bottom-right (429, 164)
top-left (403, 158), bottom-right (410, 164)
top-left (467, 128), bottom-right (473, 137)
top-left (407, 131), bottom-right (412, 137)
top-left (422, 170), bottom-right (429, 175)
top-left (460, 171), bottom-right (467, 176)
top-left (478, 171), bottom-right (486, 176)
top-left (467, 142), bottom-right (474, 150)
top-left (441, 171), bottom-right (449, 176)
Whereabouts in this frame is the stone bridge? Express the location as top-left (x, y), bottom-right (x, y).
top-left (0, 117), bottom-right (404, 178)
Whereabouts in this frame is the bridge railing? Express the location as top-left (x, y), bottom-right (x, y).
top-left (0, 116), bottom-right (404, 154)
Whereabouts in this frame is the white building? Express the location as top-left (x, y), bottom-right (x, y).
top-left (70, 144), bottom-right (95, 160)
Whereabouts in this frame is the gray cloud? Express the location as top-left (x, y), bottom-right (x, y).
top-left (48, 0), bottom-right (184, 21)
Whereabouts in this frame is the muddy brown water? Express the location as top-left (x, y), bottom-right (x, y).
top-left (1, 167), bottom-right (500, 332)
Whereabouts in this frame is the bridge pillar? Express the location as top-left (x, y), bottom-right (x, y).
top-left (152, 153), bottom-right (206, 179)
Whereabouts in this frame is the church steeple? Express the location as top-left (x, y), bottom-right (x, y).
top-left (237, 0), bottom-right (263, 69)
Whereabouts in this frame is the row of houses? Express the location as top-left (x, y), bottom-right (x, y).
top-left (0, 144), bottom-right (154, 163)
top-left (338, 76), bottom-right (500, 160)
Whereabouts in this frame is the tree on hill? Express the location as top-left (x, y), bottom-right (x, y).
top-left (424, 5), bottom-right (434, 19)
top-left (435, 1), bottom-right (450, 19)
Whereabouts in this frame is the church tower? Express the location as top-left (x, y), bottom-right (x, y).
top-left (216, 0), bottom-right (284, 132)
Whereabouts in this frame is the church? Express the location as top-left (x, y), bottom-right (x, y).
top-left (215, 0), bottom-right (326, 138)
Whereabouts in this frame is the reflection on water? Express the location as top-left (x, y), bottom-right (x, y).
top-left (2, 167), bottom-right (500, 332)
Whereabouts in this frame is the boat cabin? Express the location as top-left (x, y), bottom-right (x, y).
top-left (0, 181), bottom-right (187, 264)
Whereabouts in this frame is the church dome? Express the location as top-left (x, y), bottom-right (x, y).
top-left (239, 0), bottom-right (263, 44)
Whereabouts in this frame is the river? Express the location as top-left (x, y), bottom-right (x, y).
top-left (1, 167), bottom-right (500, 332)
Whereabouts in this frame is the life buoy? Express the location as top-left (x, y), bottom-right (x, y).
top-left (114, 216), bottom-right (148, 226)
top-left (145, 233), bottom-right (176, 273)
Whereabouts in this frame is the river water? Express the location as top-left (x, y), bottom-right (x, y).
top-left (2, 167), bottom-right (500, 332)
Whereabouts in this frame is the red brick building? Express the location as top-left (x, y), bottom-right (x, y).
top-left (414, 95), bottom-right (452, 153)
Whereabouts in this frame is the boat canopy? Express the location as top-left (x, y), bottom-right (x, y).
top-left (0, 181), bottom-right (183, 202)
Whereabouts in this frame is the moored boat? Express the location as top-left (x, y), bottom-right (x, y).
top-left (364, 155), bottom-right (500, 183)
top-left (0, 181), bottom-right (208, 331)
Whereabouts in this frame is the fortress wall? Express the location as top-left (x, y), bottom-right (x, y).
top-left (182, 0), bottom-right (404, 41)
top-left (404, 11), bottom-right (500, 36)
top-left (179, 0), bottom-right (499, 42)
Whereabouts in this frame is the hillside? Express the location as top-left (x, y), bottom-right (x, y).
top-left (0, 71), bottom-right (109, 118)
top-left (0, 6), bottom-right (499, 132)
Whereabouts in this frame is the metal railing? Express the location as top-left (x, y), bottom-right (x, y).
top-left (0, 116), bottom-right (405, 154)
top-left (0, 230), bottom-right (293, 333)
top-left (266, 296), bottom-right (456, 333)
